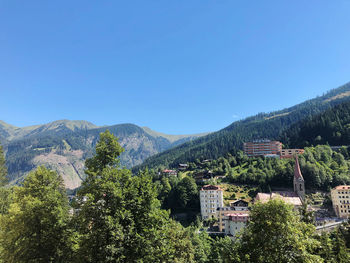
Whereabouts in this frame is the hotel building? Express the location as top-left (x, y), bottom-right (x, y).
top-left (331, 185), bottom-right (350, 219)
top-left (200, 185), bottom-right (224, 220)
top-left (243, 139), bottom-right (282, 157)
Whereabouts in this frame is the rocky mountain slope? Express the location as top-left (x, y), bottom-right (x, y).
top-left (0, 120), bottom-right (206, 189)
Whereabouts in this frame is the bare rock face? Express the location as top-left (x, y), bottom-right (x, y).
top-left (32, 150), bottom-right (85, 189)
top-left (0, 120), bottom-right (206, 189)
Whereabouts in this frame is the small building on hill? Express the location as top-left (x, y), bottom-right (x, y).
top-left (194, 170), bottom-right (213, 182)
top-left (162, 169), bottom-right (177, 176)
top-left (178, 163), bottom-right (188, 170)
top-left (280, 149), bottom-right (305, 159)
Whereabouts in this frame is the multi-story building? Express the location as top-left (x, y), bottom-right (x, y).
top-left (224, 212), bottom-right (250, 237)
top-left (331, 185), bottom-right (350, 219)
top-left (200, 185), bottom-right (224, 220)
top-left (280, 149), bottom-right (305, 159)
top-left (217, 200), bottom-right (249, 232)
top-left (243, 139), bottom-right (282, 157)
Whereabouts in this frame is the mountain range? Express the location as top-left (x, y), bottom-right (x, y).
top-left (0, 120), bottom-right (208, 189)
top-left (136, 82), bottom-right (350, 170)
top-left (3, 81), bottom-right (350, 189)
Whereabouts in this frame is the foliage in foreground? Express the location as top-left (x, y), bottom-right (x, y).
top-left (1, 136), bottom-right (350, 262)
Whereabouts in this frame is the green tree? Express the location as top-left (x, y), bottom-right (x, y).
top-left (85, 129), bottom-right (124, 174)
top-left (236, 199), bottom-right (323, 263)
top-left (0, 145), bottom-right (10, 216)
top-left (75, 130), bottom-right (195, 262)
top-left (175, 176), bottom-right (198, 209)
top-left (0, 145), bottom-right (7, 186)
top-left (0, 166), bottom-right (72, 263)
top-left (299, 201), bottom-right (315, 225)
top-left (330, 230), bottom-right (350, 263)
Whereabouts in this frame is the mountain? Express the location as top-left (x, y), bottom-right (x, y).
top-left (281, 99), bottom-right (350, 148)
top-left (136, 82), bottom-right (350, 171)
top-left (0, 120), bottom-right (206, 189)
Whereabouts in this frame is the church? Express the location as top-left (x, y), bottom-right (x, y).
top-left (255, 156), bottom-right (305, 208)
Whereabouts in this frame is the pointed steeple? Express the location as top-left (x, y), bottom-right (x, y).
top-left (294, 156), bottom-right (304, 181)
top-left (294, 156), bottom-right (305, 201)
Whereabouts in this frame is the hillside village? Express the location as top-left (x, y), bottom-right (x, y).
top-left (159, 139), bottom-right (350, 238)
top-left (2, 2), bottom-right (350, 261)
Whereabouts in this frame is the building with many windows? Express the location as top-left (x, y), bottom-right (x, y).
top-left (331, 185), bottom-right (350, 219)
top-left (280, 149), bottom-right (305, 159)
top-left (217, 200), bottom-right (249, 232)
top-left (224, 212), bottom-right (250, 237)
top-left (200, 185), bottom-right (224, 219)
top-left (243, 139), bottom-right (282, 157)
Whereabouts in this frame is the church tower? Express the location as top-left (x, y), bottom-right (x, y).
top-left (294, 156), bottom-right (305, 201)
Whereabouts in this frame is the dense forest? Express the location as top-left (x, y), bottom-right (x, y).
top-left (136, 82), bottom-right (350, 171)
top-left (281, 99), bottom-right (350, 148)
top-left (1, 132), bottom-right (350, 262)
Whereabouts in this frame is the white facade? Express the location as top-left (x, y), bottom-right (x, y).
top-left (224, 212), bottom-right (249, 237)
top-left (200, 185), bottom-right (224, 219)
top-left (217, 200), bottom-right (249, 231)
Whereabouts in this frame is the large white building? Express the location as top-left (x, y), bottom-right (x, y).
top-left (200, 185), bottom-right (224, 219)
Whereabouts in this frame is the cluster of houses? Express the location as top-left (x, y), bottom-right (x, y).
top-left (161, 164), bottom-right (189, 177)
top-left (200, 156), bottom-right (307, 238)
top-left (200, 153), bottom-right (350, 238)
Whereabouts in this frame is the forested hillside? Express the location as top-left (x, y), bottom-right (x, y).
top-left (137, 82), bottom-right (350, 170)
top-left (281, 99), bottom-right (350, 148)
top-left (0, 120), bottom-right (205, 188)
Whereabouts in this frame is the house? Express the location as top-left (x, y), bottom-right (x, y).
top-left (200, 185), bottom-right (224, 220)
top-left (178, 163), bottom-right (188, 170)
top-left (229, 199), bottom-right (249, 210)
top-left (162, 169), bottom-right (177, 176)
top-left (224, 212), bottom-right (250, 237)
top-left (194, 170), bottom-right (213, 182)
top-left (280, 149), bottom-right (305, 159)
top-left (331, 185), bottom-right (350, 219)
top-left (217, 200), bottom-right (249, 232)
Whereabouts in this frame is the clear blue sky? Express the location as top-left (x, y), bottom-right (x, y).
top-left (1, 1), bottom-right (350, 134)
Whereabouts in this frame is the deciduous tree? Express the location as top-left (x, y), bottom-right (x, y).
top-left (0, 166), bottom-right (72, 263)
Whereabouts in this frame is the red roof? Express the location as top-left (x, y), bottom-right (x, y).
top-left (294, 156), bottom-right (304, 181)
top-left (226, 212), bottom-right (250, 222)
top-left (201, 185), bottom-right (223, 191)
top-left (334, 185), bottom-right (350, 190)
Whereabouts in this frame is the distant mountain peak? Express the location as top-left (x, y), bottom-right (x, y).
top-left (142, 126), bottom-right (210, 143)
